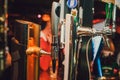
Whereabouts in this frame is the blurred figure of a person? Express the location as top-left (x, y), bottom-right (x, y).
top-left (8, 30), bottom-right (21, 80)
top-left (0, 29), bottom-right (21, 80)
top-left (39, 14), bottom-right (52, 80)
top-left (39, 14), bottom-right (52, 71)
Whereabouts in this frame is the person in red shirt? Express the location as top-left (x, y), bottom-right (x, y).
top-left (39, 14), bottom-right (52, 71)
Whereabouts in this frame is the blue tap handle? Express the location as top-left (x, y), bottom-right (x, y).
top-left (67, 0), bottom-right (77, 8)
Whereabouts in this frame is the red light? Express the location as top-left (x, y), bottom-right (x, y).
top-left (113, 68), bottom-right (118, 74)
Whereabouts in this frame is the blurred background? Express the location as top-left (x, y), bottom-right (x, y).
top-left (8, 0), bottom-right (59, 24)
top-left (0, 0), bottom-right (120, 80)
top-left (7, 0), bottom-right (120, 25)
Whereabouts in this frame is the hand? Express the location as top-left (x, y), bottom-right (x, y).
top-left (46, 33), bottom-right (52, 44)
top-left (102, 49), bottom-right (114, 57)
top-left (5, 53), bottom-right (12, 68)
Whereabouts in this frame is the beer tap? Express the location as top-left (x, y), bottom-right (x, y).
top-left (51, 2), bottom-right (59, 73)
top-left (104, 2), bottom-right (113, 33)
top-left (112, 4), bottom-right (116, 38)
